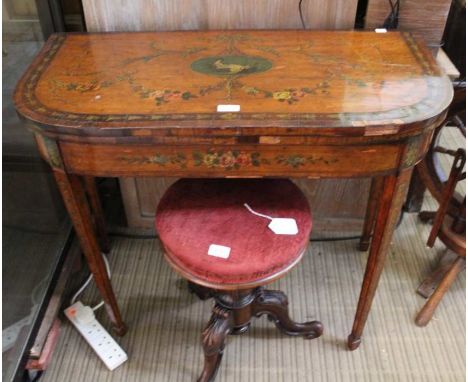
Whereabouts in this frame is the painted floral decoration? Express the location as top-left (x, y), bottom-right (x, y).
top-left (193, 150), bottom-right (261, 170)
top-left (270, 84), bottom-right (330, 104)
top-left (51, 76), bottom-right (197, 106)
top-left (276, 154), bottom-right (338, 168)
top-left (241, 83), bottom-right (331, 104)
top-left (119, 151), bottom-right (338, 170)
top-left (276, 155), bottom-right (307, 167)
top-left (51, 79), bottom-right (114, 92)
top-left (131, 84), bottom-right (197, 105)
top-left (120, 153), bottom-right (187, 167)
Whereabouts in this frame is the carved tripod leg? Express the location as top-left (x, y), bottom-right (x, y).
top-left (198, 305), bottom-right (234, 382)
top-left (251, 289), bottom-right (323, 339)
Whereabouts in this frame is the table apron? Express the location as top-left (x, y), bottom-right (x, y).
top-left (59, 141), bottom-right (403, 178)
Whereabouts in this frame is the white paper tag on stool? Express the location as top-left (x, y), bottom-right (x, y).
top-left (268, 218), bottom-right (298, 235)
top-left (208, 244), bottom-right (231, 259)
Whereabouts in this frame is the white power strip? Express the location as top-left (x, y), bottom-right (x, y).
top-left (64, 301), bottom-right (128, 370)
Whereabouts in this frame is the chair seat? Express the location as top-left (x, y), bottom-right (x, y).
top-left (156, 179), bottom-right (312, 289)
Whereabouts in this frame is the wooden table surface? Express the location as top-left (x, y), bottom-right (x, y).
top-left (16, 31), bottom-right (451, 131)
top-left (14, 30), bottom-right (452, 350)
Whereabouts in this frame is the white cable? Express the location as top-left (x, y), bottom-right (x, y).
top-left (92, 301), bottom-right (105, 311)
top-left (243, 203), bottom-right (274, 221)
top-left (70, 252), bottom-right (111, 311)
top-left (92, 254), bottom-right (111, 311)
top-left (70, 275), bottom-right (93, 305)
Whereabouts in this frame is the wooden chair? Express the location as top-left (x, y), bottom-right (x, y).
top-left (415, 149), bottom-right (466, 327)
top-left (156, 178), bottom-right (322, 381)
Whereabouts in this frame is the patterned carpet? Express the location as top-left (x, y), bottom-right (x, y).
top-left (42, 192), bottom-right (465, 382)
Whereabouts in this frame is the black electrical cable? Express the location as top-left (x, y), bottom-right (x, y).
top-left (382, 0), bottom-right (400, 29)
top-left (298, 0), bottom-right (306, 29)
top-left (108, 231), bottom-right (157, 239)
top-left (310, 235), bottom-right (363, 242)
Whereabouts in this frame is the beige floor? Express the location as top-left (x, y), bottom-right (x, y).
top-left (42, 190), bottom-right (465, 382)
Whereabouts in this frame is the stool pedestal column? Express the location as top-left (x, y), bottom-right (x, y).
top-left (198, 287), bottom-right (323, 382)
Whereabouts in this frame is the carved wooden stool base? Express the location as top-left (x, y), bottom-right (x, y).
top-left (197, 287), bottom-right (323, 382)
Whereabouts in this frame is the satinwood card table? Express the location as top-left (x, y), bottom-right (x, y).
top-left (14, 30), bottom-right (452, 350)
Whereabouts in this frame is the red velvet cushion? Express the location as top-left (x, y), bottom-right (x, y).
top-left (155, 179), bottom-right (312, 288)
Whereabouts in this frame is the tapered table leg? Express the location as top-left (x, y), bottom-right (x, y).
top-left (53, 170), bottom-right (127, 335)
top-left (348, 169), bottom-right (412, 350)
top-left (83, 176), bottom-right (111, 254)
top-left (403, 168), bottom-right (427, 213)
top-left (359, 176), bottom-right (384, 252)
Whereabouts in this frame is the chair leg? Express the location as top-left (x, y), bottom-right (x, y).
top-left (415, 257), bottom-right (465, 327)
top-left (251, 288), bottom-right (323, 339)
top-left (198, 305), bottom-right (233, 382)
top-left (417, 250), bottom-right (457, 298)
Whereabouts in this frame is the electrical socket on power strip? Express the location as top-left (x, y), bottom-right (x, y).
top-left (64, 301), bottom-right (127, 370)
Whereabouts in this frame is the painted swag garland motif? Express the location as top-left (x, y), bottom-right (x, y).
top-left (49, 33), bottom-right (338, 106)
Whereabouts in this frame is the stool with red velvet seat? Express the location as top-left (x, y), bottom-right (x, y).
top-left (156, 178), bottom-right (323, 382)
